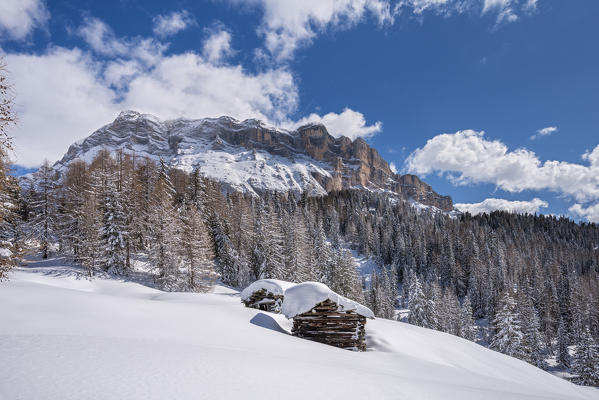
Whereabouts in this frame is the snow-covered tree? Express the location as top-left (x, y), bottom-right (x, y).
top-left (556, 317), bottom-right (571, 368)
top-left (100, 183), bottom-right (128, 274)
top-left (490, 290), bottom-right (525, 358)
top-left (520, 294), bottom-right (546, 368)
top-left (149, 159), bottom-right (180, 290)
top-left (407, 274), bottom-right (433, 328)
top-left (177, 198), bottom-right (217, 291)
top-left (572, 326), bottom-right (599, 386)
top-left (27, 160), bottom-right (58, 259)
top-left (459, 295), bottom-right (478, 341)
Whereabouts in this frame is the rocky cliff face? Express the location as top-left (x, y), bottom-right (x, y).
top-left (55, 111), bottom-right (453, 211)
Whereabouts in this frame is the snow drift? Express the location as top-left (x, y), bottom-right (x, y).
top-left (0, 260), bottom-right (597, 400)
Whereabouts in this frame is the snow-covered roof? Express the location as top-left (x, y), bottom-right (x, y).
top-left (240, 279), bottom-right (296, 301)
top-left (281, 282), bottom-right (375, 319)
top-left (0, 248), bottom-right (13, 259)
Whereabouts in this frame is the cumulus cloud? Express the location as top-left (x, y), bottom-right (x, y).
top-left (0, 0), bottom-right (49, 40)
top-left (152, 10), bottom-right (196, 38)
top-left (231, 0), bottom-right (394, 61)
top-left (0, 0), bottom-right (50, 40)
top-left (290, 108), bottom-right (382, 140)
top-left (389, 162), bottom-right (398, 173)
top-left (4, 19), bottom-right (299, 167)
top-left (203, 27), bottom-right (234, 64)
top-left (530, 125), bottom-right (557, 140)
top-left (405, 130), bottom-right (599, 202)
top-left (5, 47), bottom-right (119, 165)
top-left (455, 197), bottom-right (548, 215)
top-left (569, 203), bottom-right (599, 223)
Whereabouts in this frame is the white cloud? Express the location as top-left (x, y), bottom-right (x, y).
top-left (455, 197), bottom-right (548, 215)
top-left (152, 10), bottom-right (196, 38)
top-left (235, 0), bottom-right (539, 60)
top-left (4, 15), bottom-right (385, 167)
top-left (78, 17), bottom-right (130, 56)
top-left (3, 18), bottom-right (300, 167)
top-left (405, 130), bottom-right (599, 202)
top-left (290, 108), bottom-right (382, 140)
top-left (389, 162), bottom-right (398, 173)
top-left (78, 17), bottom-right (166, 64)
top-left (0, 0), bottom-right (49, 40)
top-left (5, 47), bottom-right (119, 166)
top-left (569, 203), bottom-right (599, 223)
top-left (530, 125), bottom-right (557, 140)
top-left (203, 28), bottom-right (234, 64)
top-left (483, 0), bottom-right (518, 24)
top-left (232, 0), bottom-right (394, 61)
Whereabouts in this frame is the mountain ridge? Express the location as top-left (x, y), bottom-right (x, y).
top-left (55, 110), bottom-right (453, 211)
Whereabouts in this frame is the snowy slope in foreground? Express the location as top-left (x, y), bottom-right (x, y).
top-left (1, 261), bottom-right (597, 400)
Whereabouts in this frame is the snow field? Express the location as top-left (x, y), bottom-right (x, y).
top-left (1, 260), bottom-right (598, 400)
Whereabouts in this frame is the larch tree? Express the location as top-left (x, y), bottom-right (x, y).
top-left (149, 159), bottom-right (180, 290)
top-left (28, 160), bottom-right (58, 259)
top-left (178, 195), bottom-right (216, 291)
top-left (0, 60), bottom-right (18, 277)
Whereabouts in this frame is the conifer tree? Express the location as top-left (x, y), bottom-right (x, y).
top-left (149, 159), bottom-right (180, 290)
top-left (490, 290), bottom-right (525, 358)
top-left (408, 274), bottom-right (432, 328)
top-left (459, 295), bottom-right (478, 341)
top-left (520, 295), bottom-right (546, 368)
top-left (178, 197), bottom-right (216, 291)
top-left (572, 326), bottom-right (599, 386)
top-left (101, 183), bottom-right (128, 274)
top-left (556, 317), bottom-right (571, 368)
top-left (28, 160), bottom-right (58, 259)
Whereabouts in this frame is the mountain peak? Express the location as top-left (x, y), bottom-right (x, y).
top-left (55, 112), bottom-right (453, 211)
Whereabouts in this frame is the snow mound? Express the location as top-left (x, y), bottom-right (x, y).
top-left (240, 279), bottom-right (296, 301)
top-left (281, 282), bottom-right (375, 319)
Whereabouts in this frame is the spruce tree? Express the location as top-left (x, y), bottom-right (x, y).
top-left (556, 317), bottom-right (571, 368)
top-left (101, 183), bottom-right (128, 274)
top-left (572, 326), bottom-right (599, 386)
top-left (490, 290), bottom-right (525, 358)
top-left (459, 295), bottom-right (478, 341)
top-left (407, 274), bottom-right (432, 328)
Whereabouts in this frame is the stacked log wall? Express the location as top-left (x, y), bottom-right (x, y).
top-left (291, 299), bottom-right (367, 351)
top-left (241, 289), bottom-right (284, 313)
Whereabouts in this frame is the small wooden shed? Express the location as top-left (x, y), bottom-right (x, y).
top-left (240, 279), bottom-right (296, 313)
top-left (281, 282), bottom-right (375, 351)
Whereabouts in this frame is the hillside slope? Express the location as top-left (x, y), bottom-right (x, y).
top-left (53, 111), bottom-right (452, 210)
top-left (1, 260), bottom-right (597, 400)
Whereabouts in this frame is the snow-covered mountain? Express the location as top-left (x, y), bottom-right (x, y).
top-left (1, 260), bottom-right (597, 400)
top-left (54, 110), bottom-right (453, 211)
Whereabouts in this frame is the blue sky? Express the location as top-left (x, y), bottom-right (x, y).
top-left (1, 0), bottom-right (598, 221)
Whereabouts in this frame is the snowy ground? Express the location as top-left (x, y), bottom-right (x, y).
top-left (1, 258), bottom-right (598, 400)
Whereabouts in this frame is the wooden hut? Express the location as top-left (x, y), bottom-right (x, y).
top-left (281, 282), bottom-right (375, 351)
top-left (240, 279), bottom-right (296, 313)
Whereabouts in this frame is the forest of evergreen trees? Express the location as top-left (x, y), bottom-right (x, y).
top-left (1, 148), bottom-right (599, 385)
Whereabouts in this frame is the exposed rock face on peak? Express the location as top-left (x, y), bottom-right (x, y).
top-left (55, 110), bottom-right (453, 211)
